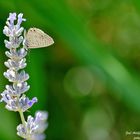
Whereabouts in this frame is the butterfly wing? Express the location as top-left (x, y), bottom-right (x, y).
top-left (26, 28), bottom-right (54, 48)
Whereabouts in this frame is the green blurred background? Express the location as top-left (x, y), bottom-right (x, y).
top-left (1, 0), bottom-right (140, 140)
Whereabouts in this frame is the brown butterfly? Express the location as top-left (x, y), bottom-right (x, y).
top-left (24, 27), bottom-right (54, 49)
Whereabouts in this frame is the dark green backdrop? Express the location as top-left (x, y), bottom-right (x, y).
top-left (0, 0), bottom-right (140, 140)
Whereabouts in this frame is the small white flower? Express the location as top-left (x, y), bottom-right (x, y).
top-left (1, 92), bottom-right (37, 112)
top-left (17, 111), bottom-right (48, 140)
top-left (4, 69), bottom-right (29, 83)
top-left (4, 58), bottom-right (27, 70)
top-left (5, 48), bottom-right (27, 60)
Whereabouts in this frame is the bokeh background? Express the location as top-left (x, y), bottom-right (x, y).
top-left (0, 0), bottom-right (140, 140)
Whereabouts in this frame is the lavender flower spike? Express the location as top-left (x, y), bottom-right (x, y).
top-left (17, 111), bottom-right (48, 140)
top-left (1, 12), bottom-right (34, 111)
top-left (1, 12), bottom-right (49, 140)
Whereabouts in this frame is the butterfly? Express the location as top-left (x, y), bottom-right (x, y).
top-left (23, 27), bottom-right (54, 49)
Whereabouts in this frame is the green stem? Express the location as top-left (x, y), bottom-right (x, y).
top-left (18, 111), bottom-right (30, 140)
top-left (19, 111), bottom-right (26, 127)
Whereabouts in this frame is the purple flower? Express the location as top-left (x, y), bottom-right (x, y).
top-left (3, 12), bottom-right (26, 48)
top-left (17, 111), bottom-right (48, 140)
top-left (5, 48), bottom-right (27, 60)
top-left (1, 13), bottom-right (34, 112)
top-left (1, 92), bottom-right (37, 112)
top-left (17, 13), bottom-right (26, 29)
top-left (4, 69), bottom-right (29, 83)
top-left (1, 12), bottom-right (49, 140)
top-left (7, 13), bottom-right (16, 28)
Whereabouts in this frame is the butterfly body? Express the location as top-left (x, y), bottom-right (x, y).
top-left (24, 27), bottom-right (54, 49)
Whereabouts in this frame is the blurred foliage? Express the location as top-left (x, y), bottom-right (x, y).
top-left (0, 0), bottom-right (140, 140)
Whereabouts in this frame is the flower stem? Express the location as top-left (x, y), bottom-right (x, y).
top-left (19, 111), bottom-right (26, 126)
top-left (19, 111), bottom-right (30, 140)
